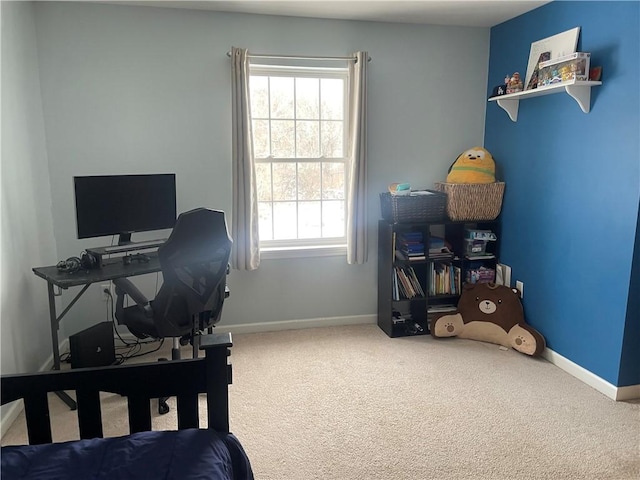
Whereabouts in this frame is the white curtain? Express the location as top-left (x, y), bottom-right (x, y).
top-left (346, 51), bottom-right (369, 265)
top-left (230, 47), bottom-right (260, 270)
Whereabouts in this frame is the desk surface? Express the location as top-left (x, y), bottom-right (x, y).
top-left (33, 253), bottom-right (161, 288)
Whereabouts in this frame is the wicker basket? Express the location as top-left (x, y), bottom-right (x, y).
top-left (434, 182), bottom-right (505, 221)
top-left (380, 190), bottom-right (446, 223)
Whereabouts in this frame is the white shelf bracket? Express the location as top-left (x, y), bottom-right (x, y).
top-left (496, 98), bottom-right (519, 122)
top-left (565, 84), bottom-right (592, 113)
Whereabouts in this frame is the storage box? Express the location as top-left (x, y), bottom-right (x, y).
top-left (464, 238), bottom-right (488, 255)
top-left (466, 267), bottom-right (496, 284)
top-left (537, 52), bottom-right (591, 87)
top-left (465, 229), bottom-right (497, 241)
top-left (434, 182), bottom-right (505, 221)
top-left (380, 190), bottom-right (446, 223)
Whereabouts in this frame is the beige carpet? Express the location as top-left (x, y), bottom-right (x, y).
top-left (2, 324), bottom-right (639, 479)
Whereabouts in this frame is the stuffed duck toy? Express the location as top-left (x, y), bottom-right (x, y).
top-left (446, 147), bottom-right (496, 184)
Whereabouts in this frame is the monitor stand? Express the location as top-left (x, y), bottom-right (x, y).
top-left (86, 238), bottom-right (167, 265)
top-left (118, 233), bottom-right (132, 246)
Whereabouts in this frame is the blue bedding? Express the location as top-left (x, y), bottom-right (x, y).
top-left (1, 429), bottom-right (253, 480)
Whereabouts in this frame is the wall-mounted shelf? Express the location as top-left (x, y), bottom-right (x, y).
top-left (488, 80), bottom-right (602, 122)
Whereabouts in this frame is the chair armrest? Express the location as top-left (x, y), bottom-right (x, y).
top-left (113, 278), bottom-right (153, 317)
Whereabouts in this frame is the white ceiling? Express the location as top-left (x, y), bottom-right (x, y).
top-left (94, 0), bottom-right (551, 28)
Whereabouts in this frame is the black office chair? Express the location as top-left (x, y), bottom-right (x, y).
top-left (113, 208), bottom-right (232, 413)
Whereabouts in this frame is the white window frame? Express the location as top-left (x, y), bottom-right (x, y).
top-left (249, 64), bottom-right (350, 258)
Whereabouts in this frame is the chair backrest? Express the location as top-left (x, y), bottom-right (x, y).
top-left (151, 208), bottom-right (232, 338)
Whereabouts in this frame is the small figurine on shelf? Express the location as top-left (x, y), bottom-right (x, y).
top-left (506, 72), bottom-right (523, 94)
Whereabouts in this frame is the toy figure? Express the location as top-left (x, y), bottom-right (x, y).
top-left (506, 72), bottom-right (523, 94)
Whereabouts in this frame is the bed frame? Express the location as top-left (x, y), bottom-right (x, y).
top-left (1, 332), bottom-right (232, 445)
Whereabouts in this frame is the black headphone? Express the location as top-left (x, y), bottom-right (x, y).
top-left (80, 251), bottom-right (99, 270)
top-left (56, 256), bottom-right (82, 273)
top-left (56, 251), bottom-right (99, 273)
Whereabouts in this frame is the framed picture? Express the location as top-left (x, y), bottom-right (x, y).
top-left (524, 27), bottom-right (580, 90)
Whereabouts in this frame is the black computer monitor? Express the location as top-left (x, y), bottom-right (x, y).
top-left (74, 174), bottom-right (177, 245)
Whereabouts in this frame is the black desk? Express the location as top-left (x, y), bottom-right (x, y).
top-left (32, 253), bottom-right (162, 409)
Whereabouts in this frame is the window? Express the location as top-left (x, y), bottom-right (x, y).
top-left (249, 65), bottom-right (349, 253)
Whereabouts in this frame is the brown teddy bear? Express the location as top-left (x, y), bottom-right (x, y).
top-left (431, 282), bottom-right (545, 356)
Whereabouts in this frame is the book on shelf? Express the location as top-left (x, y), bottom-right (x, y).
top-left (466, 254), bottom-right (495, 261)
top-left (393, 265), bottom-right (425, 300)
top-left (429, 236), bottom-right (445, 249)
top-left (427, 304), bottom-right (458, 313)
top-left (395, 249), bottom-right (408, 261)
top-left (429, 246), bottom-right (454, 260)
top-left (429, 263), bottom-right (461, 296)
top-left (396, 249), bottom-right (427, 261)
top-left (392, 271), bottom-right (399, 300)
top-left (396, 231), bottom-right (425, 259)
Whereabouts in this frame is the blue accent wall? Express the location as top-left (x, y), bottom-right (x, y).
top-left (485, 1), bottom-right (640, 387)
top-left (619, 203), bottom-right (640, 386)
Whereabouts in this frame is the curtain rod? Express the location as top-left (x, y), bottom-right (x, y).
top-left (225, 51), bottom-right (371, 63)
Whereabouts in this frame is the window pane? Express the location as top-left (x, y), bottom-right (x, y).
top-left (270, 76), bottom-right (294, 119)
top-left (258, 201), bottom-right (273, 240)
top-left (321, 78), bottom-right (344, 120)
top-left (273, 202), bottom-right (297, 240)
top-left (250, 76), bottom-right (269, 118)
top-left (255, 163), bottom-right (272, 202)
top-left (271, 120), bottom-right (295, 158)
top-left (297, 162), bottom-right (321, 200)
top-left (296, 77), bottom-right (319, 119)
top-left (298, 201), bottom-right (321, 238)
top-left (321, 120), bottom-right (344, 158)
top-left (296, 121), bottom-right (319, 158)
top-left (272, 163), bottom-right (297, 201)
top-left (322, 162), bottom-right (345, 200)
top-left (322, 200), bottom-right (345, 238)
top-left (249, 67), bottom-right (348, 248)
top-left (252, 120), bottom-right (270, 158)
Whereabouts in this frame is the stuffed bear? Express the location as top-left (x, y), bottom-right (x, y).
top-left (431, 282), bottom-right (545, 356)
top-left (446, 147), bottom-right (496, 184)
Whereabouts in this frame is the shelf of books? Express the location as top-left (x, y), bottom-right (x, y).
top-left (392, 266), bottom-right (425, 300)
top-left (378, 219), bottom-right (501, 338)
top-left (429, 262), bottom-right (461, 296)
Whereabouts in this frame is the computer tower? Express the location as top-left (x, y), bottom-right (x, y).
top-left (69, 322), bottom-right (116, 369)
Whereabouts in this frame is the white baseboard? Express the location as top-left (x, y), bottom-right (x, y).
top-left (114, 315), bottom-right (377, 340)
top-left (616, 384), bottom-right (640, 401)
top-left (215, 314), bottom-right (377, 335)
top-left (542, 348), bottom-right (640, 401)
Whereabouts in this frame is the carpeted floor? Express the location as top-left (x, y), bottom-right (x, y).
top-left (3, 324), bottom-right (639, 479)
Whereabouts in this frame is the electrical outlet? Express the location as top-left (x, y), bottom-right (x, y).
top-left (516, 280), bottom-right (524, 299)
top-left (100, 283), bottom-right (113, 301)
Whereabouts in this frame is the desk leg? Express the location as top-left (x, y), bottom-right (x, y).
top-left (47, 283), bottom-right (78, 411)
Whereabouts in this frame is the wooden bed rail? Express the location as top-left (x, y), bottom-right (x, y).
top-left (1, 332), bottom-right (232, 445)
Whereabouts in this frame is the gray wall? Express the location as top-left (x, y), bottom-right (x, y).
top-left (15, 2), bottom-right (489, 340)
top-left (1, 1), bottom-right (58, 377)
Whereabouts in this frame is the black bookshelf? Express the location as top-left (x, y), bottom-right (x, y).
top-left (377, 219), bottom-right (501, 338)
